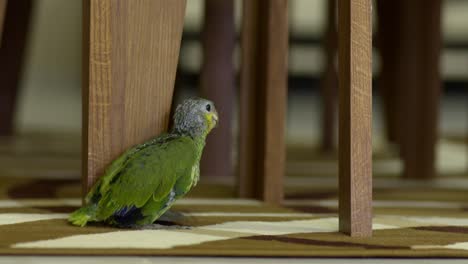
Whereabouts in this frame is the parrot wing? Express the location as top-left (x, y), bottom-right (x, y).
top-left (84, 134), bottom-right (177, 205)
top-left (86, 134), bottom-right (197, 221)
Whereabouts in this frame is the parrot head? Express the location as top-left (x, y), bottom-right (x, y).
top-left (173, 98), bottom-right (218, 138)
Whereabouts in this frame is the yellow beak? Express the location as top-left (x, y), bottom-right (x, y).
top-left (212, 111), bottom-right (219, 128)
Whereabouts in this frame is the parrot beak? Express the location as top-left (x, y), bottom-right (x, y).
top-left (213, 112), bottom-right (219, 128)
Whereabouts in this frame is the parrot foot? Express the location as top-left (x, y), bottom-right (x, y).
top-left (140, 223), bottom-right (192, 230)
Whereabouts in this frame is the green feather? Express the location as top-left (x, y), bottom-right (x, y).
top-left (69, 98), bottom-right (217, 227)
top-left (69, 134), bottom-right (202, 227)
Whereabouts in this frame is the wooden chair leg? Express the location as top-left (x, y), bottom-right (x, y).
top-left (82, 0), bottom-right (187, 194)
top-left (338, 0), bottom-right (373, 237)
top-left (399, 0), bottom-right (441, 180)
top-left (238, 0), bottom-right (288, 204)
top-left (200, 0), bottom-right (235, 179)
top-left (0, 0), bottom-right (33, 136)
top-left (320, 0), bottom-right (338, 152)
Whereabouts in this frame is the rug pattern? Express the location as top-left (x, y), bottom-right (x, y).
top-left (0, 134), bottom-right (467, 257)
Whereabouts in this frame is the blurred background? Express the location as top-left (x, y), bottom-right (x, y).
top-left (0, 2), bottom-right (467, 258)
top-left (5, 0), bottom-right (468, 180)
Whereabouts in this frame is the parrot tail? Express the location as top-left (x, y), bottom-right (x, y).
top-left (68, 204), bottom-right (97, 227)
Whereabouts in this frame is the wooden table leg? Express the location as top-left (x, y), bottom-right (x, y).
top-left (0, 0), bottom-right (33, 136)
top-left (238, 0), bottom-right (288, 204)
top-left (399, 0), bottom-right (441, 180)
top-left (320, 0), bottom-right (338, 152)
top-left (82, 0), bottom-right (187, 195)
top-left (200, 0), bottom-right (235, 179)
top-left (338, 0), bottom-right (373, 237)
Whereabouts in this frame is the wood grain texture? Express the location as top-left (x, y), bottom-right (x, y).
top-left (320, 0), bottom-right (338, 152)
top-left (82, 0), bottom-right (187, 195)
top-left (200, 0), bottom-right (235, 179)
top-left (398, 0), bottom-right (441, 180)
top-left (338, 0), bottom-right (373, 237)
top-left (238, 0), bottom-right (288, 204)
top-left (0, 0), bottom-right (33, 136)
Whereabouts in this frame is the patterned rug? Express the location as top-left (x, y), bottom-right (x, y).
top-left (0, 133), bottom-right (467, 257)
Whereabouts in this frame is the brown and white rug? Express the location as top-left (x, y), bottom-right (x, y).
top-left (0, 134), bottom-right (467, 257)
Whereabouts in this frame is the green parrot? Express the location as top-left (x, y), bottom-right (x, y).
top-left (69, 98), bottom-right (218, 228)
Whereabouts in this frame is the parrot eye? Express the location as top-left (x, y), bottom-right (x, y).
top-left (205, 104), bottom-right (211, 112)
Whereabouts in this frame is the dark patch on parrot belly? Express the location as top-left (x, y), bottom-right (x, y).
top-left (109, 173), bottom-right (122, 185)
top-left (111, 206), bottom-right (144, 227)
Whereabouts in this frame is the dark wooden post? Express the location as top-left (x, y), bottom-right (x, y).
top-left (320, 0), bottom-right (338, 152)
top-left (0, 0), bottom-right (7, 39)
top-left (238, 0), bottom-right (288, 204)
top-left (338, 0), bottom-right (373, 237)
top-left (82, 0), bottom-right (187, 195)
top-left (399, 0), bottom-right (442, 180)
top-left (0, 0), bottom-right (34, 135)
top-left (200, 0), bottom-right (235, 179)
top-left (376, 0), bottom-right (403, 144)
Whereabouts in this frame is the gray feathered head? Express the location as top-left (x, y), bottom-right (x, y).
top-left (173, 98), bottom-right (218, 138)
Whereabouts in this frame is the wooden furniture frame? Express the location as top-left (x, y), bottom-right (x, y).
top-left (81, 0), bottom-right (372, 236)
top-left (377, 0), bottom-right (442, 180)
top-left (82, 0), bottom-right (187, 191)
top-left (0, 0), bottom-right (33, 136)
top-left (392, 0), bottom-right (442, 180)
top-left (0, 0), bottom-right (374, 237)
top-left (199, 0), bottom-right (235, 179)
top-left (322, 0), bottom-right (442, 181)
top-left (238, 0), bottom-right (288, 205)
top-left (0, 0), bottom-right (448, 240)
top-left (239, 0), bottom-right (372, 236)
top-left (320, 0), bottom-right (338, 152)
top-left (337, 0), bottom-right (373, 236)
